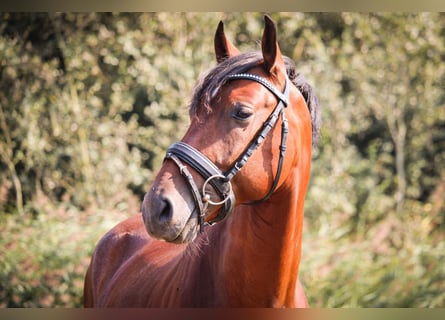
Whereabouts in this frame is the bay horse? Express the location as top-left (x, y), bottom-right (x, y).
top-left (84, 16), bottom-right (320, 307)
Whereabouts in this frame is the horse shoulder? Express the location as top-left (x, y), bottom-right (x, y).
top-left (84, 214), bottom-right (149, 306)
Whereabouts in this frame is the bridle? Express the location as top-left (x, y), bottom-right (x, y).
top-left (165, 73), bottom-right (290, 232)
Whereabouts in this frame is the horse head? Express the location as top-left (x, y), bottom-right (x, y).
top-left (142, 16), bottom-right (318, 244)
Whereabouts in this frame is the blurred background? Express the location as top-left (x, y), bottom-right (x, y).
top-left (0, 12), bottom-right (444, 307)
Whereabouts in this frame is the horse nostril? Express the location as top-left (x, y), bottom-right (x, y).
top-left (158, 199), bottom-right (173, 224)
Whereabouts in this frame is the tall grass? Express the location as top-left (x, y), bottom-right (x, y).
top-left (301, 201), bottom-right (445, 307)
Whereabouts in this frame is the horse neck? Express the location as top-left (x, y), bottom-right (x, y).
top-left (213, 168), bottom-right (308, 307)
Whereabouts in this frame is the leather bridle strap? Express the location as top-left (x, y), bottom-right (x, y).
top-left (166, 153), bottom-right (207, 232)
top-left (224, 75), bottom-right (289, 180)
top-left (165, 142), bottom-right (235, 229)
top-left (224, 74), bottom-right (289, 203)
top-left (226, 73), bottom-right (289, 107)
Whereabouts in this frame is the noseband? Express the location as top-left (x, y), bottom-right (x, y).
top-left (165, 73), bottom-right (290, 232)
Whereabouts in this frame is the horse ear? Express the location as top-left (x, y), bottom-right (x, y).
top-left (261, 16), bottom-right (285, 79)
top-left (214, 21), bottom-right (240, 63)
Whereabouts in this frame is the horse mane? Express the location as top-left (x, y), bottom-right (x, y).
top-left (284, 56), bottom-right (321, 147)
top-left (189, 52), bottom-right (321, 147)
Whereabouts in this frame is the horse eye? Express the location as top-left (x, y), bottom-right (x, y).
top-left (232, 106), bottom-right (253, 121)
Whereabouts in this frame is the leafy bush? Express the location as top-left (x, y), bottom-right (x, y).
top-left (0, 12), bottom-right (444, 307)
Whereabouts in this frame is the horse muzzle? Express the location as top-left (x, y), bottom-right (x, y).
top-left (141, 174), bottom-right (200, 243)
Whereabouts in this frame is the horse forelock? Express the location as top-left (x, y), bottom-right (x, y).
top-left (189, 52), bottom-right (321, 147)
top-left (189, 52), bottom-right (263, 116)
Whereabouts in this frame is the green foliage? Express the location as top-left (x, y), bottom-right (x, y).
top-left (0, 12), bottom-right (444, 307)
top-left (0, 199), bottom-right (130, 307)
top-left (301, 200), bottom-right (445, 307)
